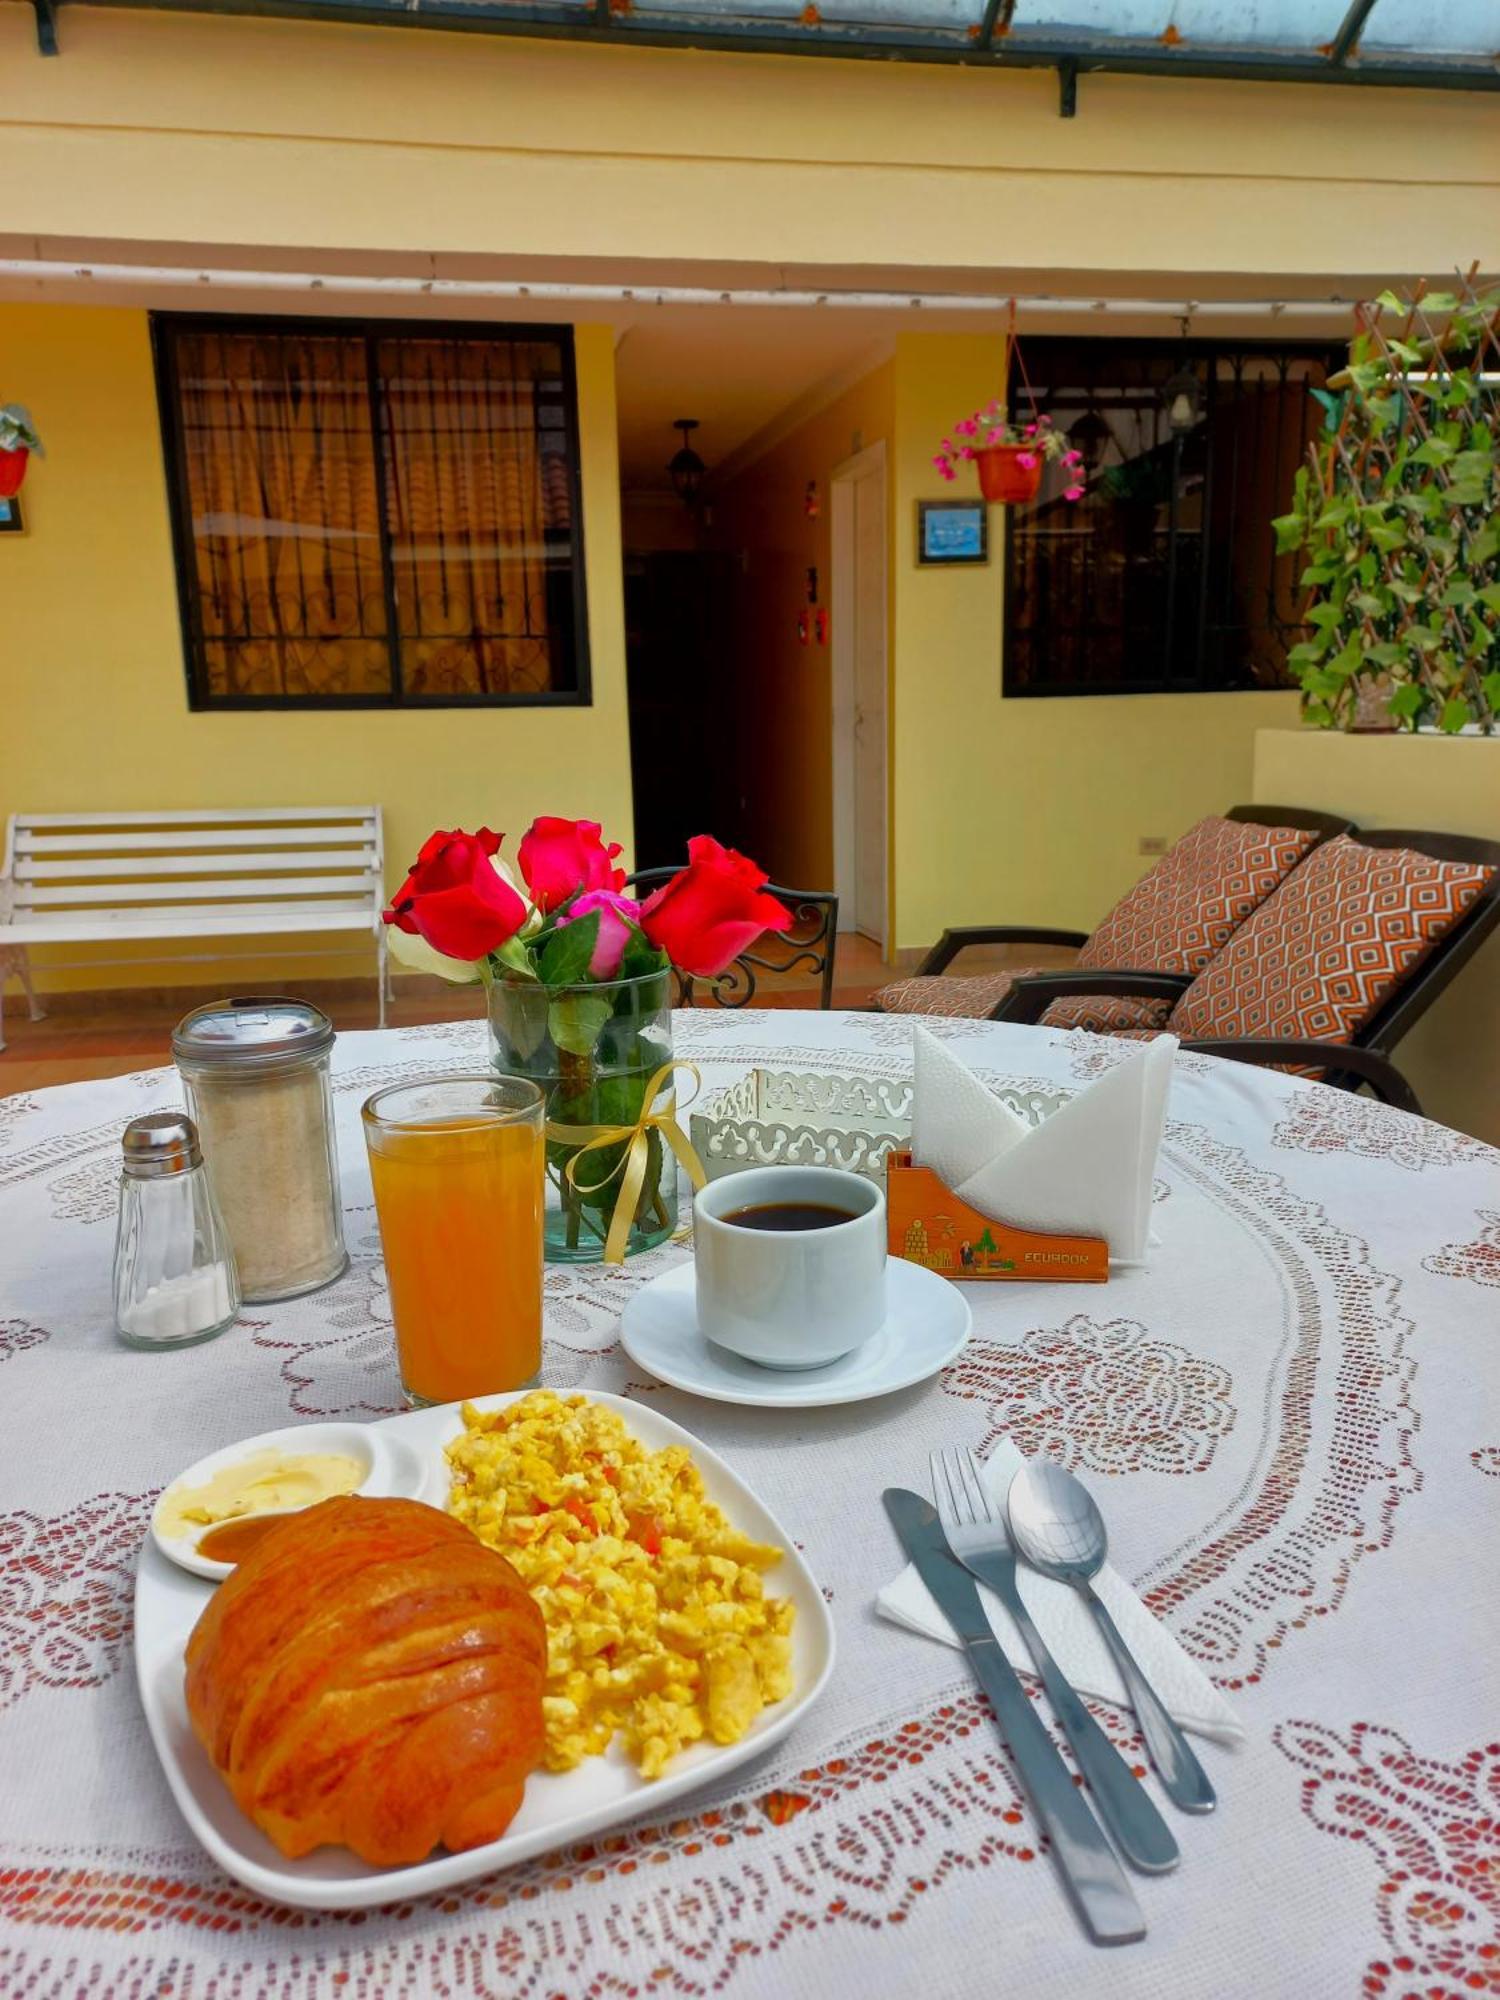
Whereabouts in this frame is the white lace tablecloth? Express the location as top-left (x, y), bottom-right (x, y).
top-left (1, 1010), bottom-right (1498, 2000)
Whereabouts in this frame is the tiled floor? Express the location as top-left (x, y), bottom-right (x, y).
top-left (0, 932), bottom-right (1074, 1094)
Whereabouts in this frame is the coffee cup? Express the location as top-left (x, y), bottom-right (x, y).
top-left (693, 1166), bottom-right (887, 1369)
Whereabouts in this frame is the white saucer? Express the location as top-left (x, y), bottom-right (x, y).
top-left (619, 1258), bottom-right (972, 1408)
top-left (151, 1422), bottom-right (427, 1581)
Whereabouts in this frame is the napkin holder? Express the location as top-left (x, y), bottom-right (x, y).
top-left (885, 1152), bottom-right (1108, 1283)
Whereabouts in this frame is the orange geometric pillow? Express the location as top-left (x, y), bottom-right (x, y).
top-left (1035, 815), bottom-right (1320, 1032)
top-left (1167, 835), bottom-right (1494, 1046)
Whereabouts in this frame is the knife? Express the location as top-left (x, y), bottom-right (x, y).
top-left (884, 1488), bottom-right (1146, 1947)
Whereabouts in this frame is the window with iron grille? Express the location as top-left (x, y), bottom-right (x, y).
top-left (153, 314), bottom-right (590, 709)
top-left (1004, 338), bottom-right (1341, 697)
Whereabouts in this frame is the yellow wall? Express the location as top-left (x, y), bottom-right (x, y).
top-left (709, 363), bottom-right (895, 890)
top-left (890, 332), bottom-right (1301, 949)
top-left (1253, 728), bottom-right (1500, 1143)
top-left (0, 303), bottom-right (633, 989)
top-left (2, 9), bottom-right (1495, 277)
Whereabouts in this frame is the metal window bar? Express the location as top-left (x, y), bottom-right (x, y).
top-left (1002, 336), bottom-right (1343, 699)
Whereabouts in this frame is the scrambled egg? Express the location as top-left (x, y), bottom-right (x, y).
top-left (446, 1391), bottom-right (795, 1779)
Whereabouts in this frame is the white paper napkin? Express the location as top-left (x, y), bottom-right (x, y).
top-left (911, 1025), bottom-right (1174, 1264)
top-left (876, 1439), bottom-right (1244, 1747)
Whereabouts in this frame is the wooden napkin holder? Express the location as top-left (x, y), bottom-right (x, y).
top-left (885, 1152), bottom-right (1108, 1283)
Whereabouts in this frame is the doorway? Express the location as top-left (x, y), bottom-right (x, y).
top-left (831, 441), bottom-right (889, 947)
top-left (624, 550), bottom-right (737, 866)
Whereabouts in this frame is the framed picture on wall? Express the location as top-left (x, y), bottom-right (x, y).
top-left (917, 499), bottom-right (986, 566)
top-left (0, 495), bottom-right (23, 535)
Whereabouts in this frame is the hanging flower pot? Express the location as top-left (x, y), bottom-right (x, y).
top-left (974, 443), bottom-right (1043, 505)
top-left (0, 406), bottom-right (43, 498)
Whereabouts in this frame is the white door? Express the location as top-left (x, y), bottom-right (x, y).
top-left (832, 442), bottom-right (888, 947)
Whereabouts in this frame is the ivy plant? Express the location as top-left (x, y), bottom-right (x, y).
top-left (1271, 280), bottom-right (1500, 734)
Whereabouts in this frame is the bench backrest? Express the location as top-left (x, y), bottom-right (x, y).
top-left (2, 807), bottom-right (385, 933)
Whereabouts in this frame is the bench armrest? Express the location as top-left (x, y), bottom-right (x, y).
top-left (915, 925), bottom-right (1089, 977)
top-left (993, 969), bottom-right (1193, 1025)
top-left (1180, 1039), bottom-right (1422, 1116)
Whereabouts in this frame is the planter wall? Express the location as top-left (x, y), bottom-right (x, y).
top-left (1252, 727), bottom-right (1500, 1145)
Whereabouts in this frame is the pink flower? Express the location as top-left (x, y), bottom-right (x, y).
top-left (939, 465), bottom-right (956, 481)
top-left (986, 428), bottom-right (1003, 446)
top-left (954, 417), bottom-right (979, 437)
top-left (556, 888), bottom-right (644, 979)
top-left (1016, 452), bottom-right (1038, 471)
top-left (1064, 484), bottom-right (1086, 502)
top-left (1061, 449), bottom-right (1083, 468)
top-left (1024, 423), bottom-right (1038, 437)
top-left (986, 398), bottom-right (1001, 414)
top-left (959, 446), bottom-right (975, 460)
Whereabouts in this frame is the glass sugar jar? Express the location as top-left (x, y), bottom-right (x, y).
top-left (173, 997), bottom-right (348, 1302)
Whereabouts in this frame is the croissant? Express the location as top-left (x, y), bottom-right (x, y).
top-left (184, 1495), bottom-right (546, 1866)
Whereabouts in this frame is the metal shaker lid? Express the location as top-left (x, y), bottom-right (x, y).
top-left (122, 1111), bottom-right (204, 1178)
top-left (171, 996), bottom-right (335, 1069)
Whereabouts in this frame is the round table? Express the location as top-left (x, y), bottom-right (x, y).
top-left (1, 1010), bottom-right (1497, 1999)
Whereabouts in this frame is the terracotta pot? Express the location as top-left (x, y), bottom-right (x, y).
top-left (974, 444), bottom-right (1043, 505)
top-left (0, 448), bottom-right (28, 499)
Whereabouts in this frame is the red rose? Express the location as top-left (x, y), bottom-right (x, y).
top-left (639, 836), bottom-right (792, 979)
top-left (517, 816), bottom-right (626, 915)
top-left (383, 827), bottom-right (529, 961)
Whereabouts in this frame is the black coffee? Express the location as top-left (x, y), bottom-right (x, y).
top-left (721, 1201), bottom-right (858, 1232)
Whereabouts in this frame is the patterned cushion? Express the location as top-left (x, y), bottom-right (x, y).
top-left (1074, 816), bottom-right (1320, 976)
top-left (1168, 835), bottom-right (1494, 1046)
top-left (872, 968), bottom-right (1035, 1018)
top-left (876, 816), bottom-right (1320, 1024)
top-left (1040, 992), bottom-right (1177, 1034)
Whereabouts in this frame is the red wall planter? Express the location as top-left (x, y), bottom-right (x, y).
top-left (0, 448), bottom-right (28, 500)
top-left (974, 444), bottom-right (1042, 505)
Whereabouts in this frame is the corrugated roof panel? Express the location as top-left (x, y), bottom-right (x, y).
top-left (1359, 0), bottom-right (1499, 57)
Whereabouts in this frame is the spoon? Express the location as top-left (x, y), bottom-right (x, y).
top-left (1007, 1460), bottom-right (1217, 1815)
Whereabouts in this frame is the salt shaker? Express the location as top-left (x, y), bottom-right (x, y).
top-left (172, 997), bottom-right (348, 1302)
top-left (113, 1113), bottom-right (241, 1349)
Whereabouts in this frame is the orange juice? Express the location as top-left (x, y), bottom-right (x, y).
top-left (363, 1078), bottom-right (544, 1407)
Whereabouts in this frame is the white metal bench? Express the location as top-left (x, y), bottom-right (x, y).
top-left (0, 806), bottom-right (389, 1049)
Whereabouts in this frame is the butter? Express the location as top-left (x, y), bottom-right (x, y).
top-left (159, 1448), bottom-right (364, 1538)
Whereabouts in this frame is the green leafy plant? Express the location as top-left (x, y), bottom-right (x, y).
top-left (0, 404), bottom-right (43, 456)
top-left (1271, 276), bottom-right (1500, 734)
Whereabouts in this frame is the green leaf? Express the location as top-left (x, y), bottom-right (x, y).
top-left (1441, 579), bottom-right (1477, 610)
top-left (1410, 436), bottom-right (1456, 469)
top-left (618, 924), bottom-right (669, 983)
top-left (1272, 512), bottom-right (1307, 554)
top-left (1374, 289), bottom-right (1407, 315)
top-left (1478, 584), bottom-right (1500, 615)
top-left (1387, 682), bottom-right (1426, 720)
top-left (548, 992), bottom-right (614, 1057)
top-left (1481, 671), bottom-right (1500, 716)
top-left (538, 912), bottom-right (601, 987)
top-left (491, 934), bottom-right (538, 980)
top-left (1439, 696), bottom-right (1473, 734)
top-left (1367, 642), bottom-right (1405, 669)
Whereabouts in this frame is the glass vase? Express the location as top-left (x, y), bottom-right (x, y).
top-left (487, 968), bottom-right (679, 1264)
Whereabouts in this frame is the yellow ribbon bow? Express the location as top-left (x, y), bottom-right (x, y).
top-left (550, 1061), bottom-right (707, 1266)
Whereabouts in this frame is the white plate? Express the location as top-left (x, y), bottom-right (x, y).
top-left (619, 1258), bottom-right (972, 1407)
top-left (151, 1421), bottom-right (426, 1580)
top-left (133, 1392), bottom-right (836, 1911)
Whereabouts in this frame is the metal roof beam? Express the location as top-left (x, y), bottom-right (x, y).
top-left (1328, 0), bottom-right (1380, 67)
top-left (43, 0), bottom-right (1500, 89)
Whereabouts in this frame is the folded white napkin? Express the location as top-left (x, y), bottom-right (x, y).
top-left (911, 1025), bottom-right (1174, 1265)
top-left (876, 1439), bottom-right (1244, 1747)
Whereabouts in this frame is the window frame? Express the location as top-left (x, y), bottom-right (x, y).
top-left (151, 310), bottom-right (593, 713)
top-left (1000, 333), bottom-right (1341, 702)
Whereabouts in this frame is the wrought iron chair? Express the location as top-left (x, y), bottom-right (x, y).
top-left (874, 803), bottom-right (1355, 1016)
top-left (626, 869), bottom-right (839, 1008)
top-left (994, 828), bottom-right (1500, 1117)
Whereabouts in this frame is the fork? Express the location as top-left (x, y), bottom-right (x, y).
top-left (930, 1448), bottom-right (1180, 1876)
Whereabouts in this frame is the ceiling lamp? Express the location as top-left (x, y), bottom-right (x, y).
top-left (1162, 322), bottom-right (1202, 436)
top-left (667, 419), bottom-right (706, 507)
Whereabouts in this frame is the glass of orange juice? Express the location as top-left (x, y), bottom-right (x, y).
top-left (362, 1074), bottom-right (545, 1408)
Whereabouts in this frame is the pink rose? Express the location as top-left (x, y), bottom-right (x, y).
top-left (556, 888), bottom-right (643, 978)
